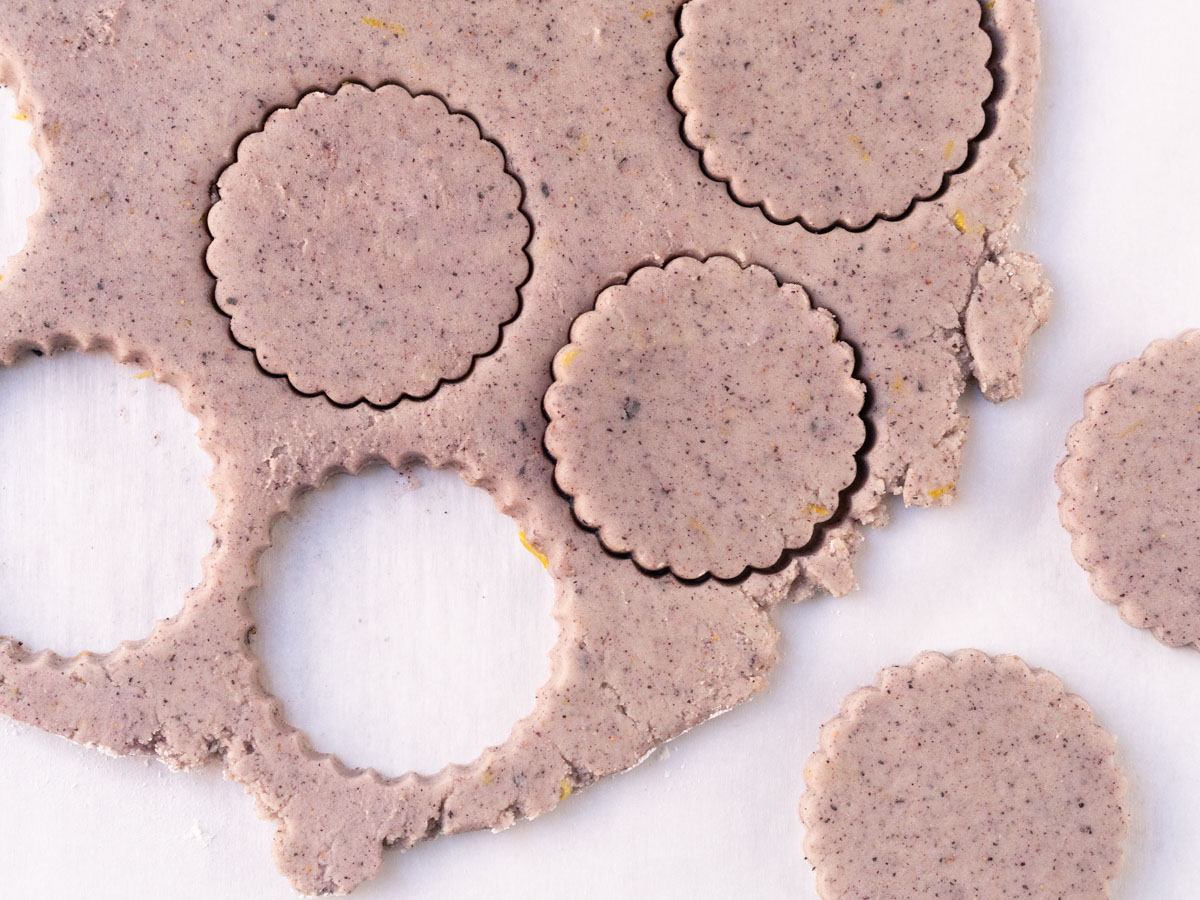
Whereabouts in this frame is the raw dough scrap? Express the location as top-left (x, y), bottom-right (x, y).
top-left (966, 251), bottom-right (1053, 402)
top-left (545, 255), bottom-right (865, 579)
top-left (207, 83), bottom-right (529, 406)
top-left (1057, 330), bottom-right (1200, 647)
top-left (0, 0), bottom-right (1047, 893)
top-left (672, 0), bottom-right (993, 229)
top-left (801, 650), bottom-right (1128, 900)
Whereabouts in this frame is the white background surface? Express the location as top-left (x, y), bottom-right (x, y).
top-left (1, 1), bottom-right (1198, 896)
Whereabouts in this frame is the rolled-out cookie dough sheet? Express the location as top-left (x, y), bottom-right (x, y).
top-left (1, 1), bottom-right (1200, 898)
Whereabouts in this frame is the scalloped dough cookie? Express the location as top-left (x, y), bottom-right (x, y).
top-left (1057, 330), bottom-right (1200, 646)
top-left (801, 651), bottom-right (1128, 900)
top-left (544, 256), bottom-right (865, 579)
top-left (672, 0), bottom-right (993, 229)
top-left (207, 83), bottom-right (529, 406)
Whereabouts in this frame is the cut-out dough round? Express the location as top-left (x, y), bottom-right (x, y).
top-left (672, 0), bottom-right (993, 229)
top-left (544, 256), bottom-right (865, 579)
top-left (801, 650), bottom-right (1128, 900)
top-left (1057, 330), bottom-right (1200, 647)
top-left (206, 82), bottom-right (529, 406)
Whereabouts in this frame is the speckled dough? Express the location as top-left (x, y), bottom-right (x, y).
top-left (965, 251), bottom-right (1052, 402)
top-left (207, 83), bottom-right (529, 406)
top-left (800, 650), bottom-right (1128, 900)
top-left (672, 0), bottom-right (993, 229)
top-left (1057, 331), bottom-right (1200, 647)
top-left (0, 0), bottom-right (1046, 894)
top-left (545, 256), bottom-right (865, 579)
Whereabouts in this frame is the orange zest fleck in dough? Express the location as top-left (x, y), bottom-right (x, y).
top-left (134, 369), bottom-right (153, 380)
top-left (926, 483), bottom-right (955, 500)
top-left (944, 139), bottom-right (955, 161)
top-left (362, 16), bottom-right (405, 35)
top-left (805, 503), bottom-right (831, 517)
top-left (519, 530), bottom-right (549, 568)
top-left (559, 347), bottom-right (581, 369)
top-left (847, 134), bottom-right (870, 161)
top-left (951, 209), bottom-right (986, 235)
top-left (1117, 420), bottom-right (1144, 439)
top-left (559, 778), bottom-right (573, 799)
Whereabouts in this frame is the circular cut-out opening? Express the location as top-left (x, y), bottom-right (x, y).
top-left (253, 466), bottom-right (557, 776)
top-left (0, 354), bottom-right (215, 654)
top-left (0, 86), bottom-right (41, 274)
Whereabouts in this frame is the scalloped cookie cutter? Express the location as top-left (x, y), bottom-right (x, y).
top-left (0, 0), bottom-right (1048, 894)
